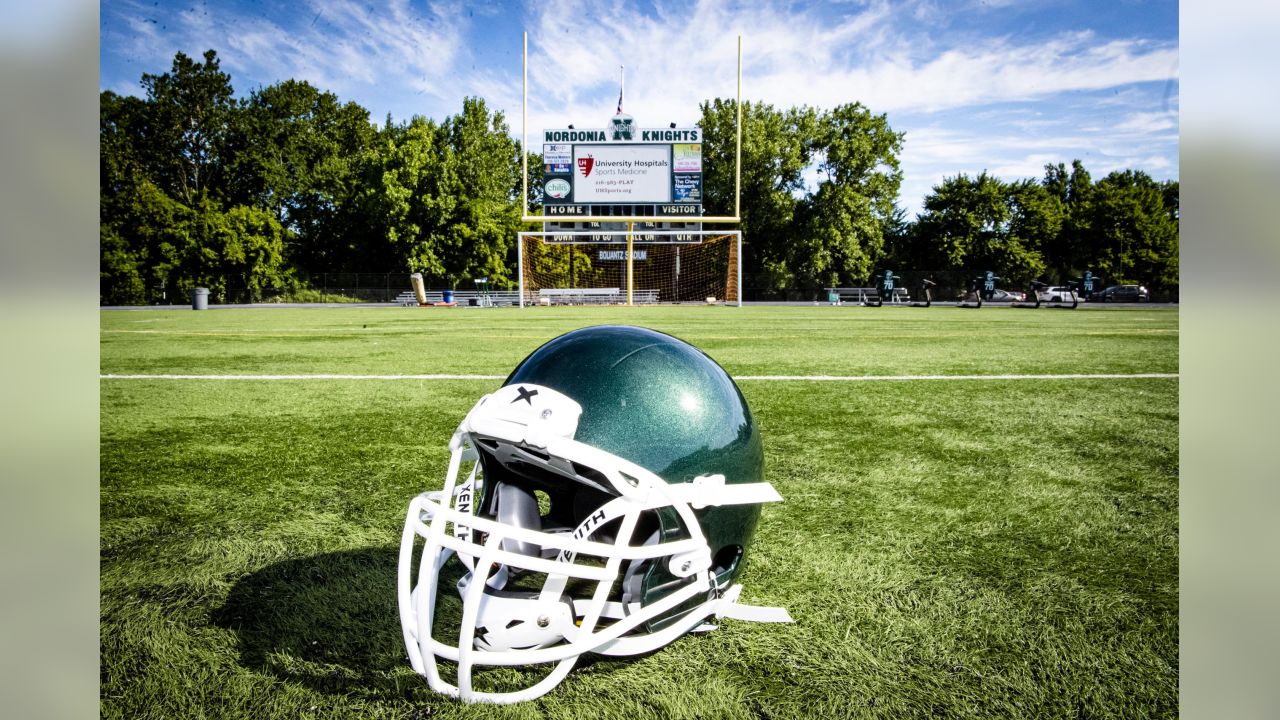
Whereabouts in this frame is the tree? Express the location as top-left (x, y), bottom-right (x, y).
top-left (700, 99), bottom-right (816, 292)
top-left (791, 102), bottom-right (903, 286)
top-left (353, 98), bottom-right (524, 285)
top-left (434, 97), bottom-right (523, 287)
top-left (138, 50), bottom-right (236, 204)
top-left (224, 80), bottom-right (375, 273)
top-left (699, 99), bottom-right (903, 293)
top-left (1087, 170), bottom-right (1179, 290)
top-left (1007, 179), bottom-right (1062, 278)
top-left (910, 172), bottom-right (1045, 283)
top-left (1055, 159), bottom-right (1096, 276)
top-left (183, 202), bottom-right (289, 301)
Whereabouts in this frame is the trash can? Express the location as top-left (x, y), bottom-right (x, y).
top-left (442, 289), bottom-right (454, 304)
top-left (192, 287), bottom-right (209, 310)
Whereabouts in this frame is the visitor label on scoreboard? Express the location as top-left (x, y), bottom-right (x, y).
top-left (573, 145), bottom-right (671, 203)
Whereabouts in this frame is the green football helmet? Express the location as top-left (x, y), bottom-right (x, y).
top-left (398, 325), bottom-right (790, 703)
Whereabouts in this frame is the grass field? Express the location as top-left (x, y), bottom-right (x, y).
top-left (100, 305), bottom-right (1178, 719)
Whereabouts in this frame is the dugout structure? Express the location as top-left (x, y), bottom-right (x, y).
top-left (518, 230), bottom-right (741, 306)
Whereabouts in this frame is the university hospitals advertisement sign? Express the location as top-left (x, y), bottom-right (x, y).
top-left (572, 145), bottom-right (671, 203)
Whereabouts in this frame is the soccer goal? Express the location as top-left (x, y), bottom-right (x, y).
top-left (517, 229), bottom-right (741, 307)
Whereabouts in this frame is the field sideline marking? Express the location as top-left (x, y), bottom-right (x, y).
top-left (100, 372), bottom-right (1178, 381)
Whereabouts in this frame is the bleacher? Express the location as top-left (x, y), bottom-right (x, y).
top-left (394, 287), bottom-right (660, 306)
top-left (394, 290), bottom-right (522, 307)
top-left (536, 288), bottom-right (659, 305)
top-left (824, 287), bottom-right (911, 305)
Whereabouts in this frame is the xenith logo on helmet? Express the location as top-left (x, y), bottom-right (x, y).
top-left (511, 386), bottom-right (539, 405)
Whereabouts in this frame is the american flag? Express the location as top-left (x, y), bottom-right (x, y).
top-left (616, 65), bottom-right (624, 114)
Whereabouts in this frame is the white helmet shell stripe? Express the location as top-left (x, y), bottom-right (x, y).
top-left (465, 384), bottom-right (583, 448)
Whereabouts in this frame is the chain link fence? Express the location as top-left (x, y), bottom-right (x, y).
top-left (110, 270), bottom-right (1176, 305)
top-left (744, 270), bottom-right (1178, 303)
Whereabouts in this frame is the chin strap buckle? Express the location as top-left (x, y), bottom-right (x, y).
top-left (714, 584), bottom-right (794, 623)
top-left (681, 476), bottom-right (783, 510)
top-left (693, 583), bottom-right (795, 633)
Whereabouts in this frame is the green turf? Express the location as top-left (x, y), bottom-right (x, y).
top-left (100, 305), bottom-right (1178, 719)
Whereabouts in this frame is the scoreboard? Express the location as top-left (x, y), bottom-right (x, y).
top-left (540, 115), bottom-right (703, 242)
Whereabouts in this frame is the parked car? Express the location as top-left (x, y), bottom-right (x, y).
top-left (1038, 286), bottom-right (1077, 303)
top-left (1095, 284), bottom-right (1150, 302)
top-left (986, 288), bottom-right (1025, 302)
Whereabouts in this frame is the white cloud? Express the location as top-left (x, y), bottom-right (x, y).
top-left (1110, 110), bottom-right (1178, 134)
top-left (103, 0), bottom-right (468, 111)
top-left (508, 0), bottom-right (1178, 146)
top-left (101, 0), bottom-right (1178, 217)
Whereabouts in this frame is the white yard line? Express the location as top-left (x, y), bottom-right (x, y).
top-left (734, 373), bottom-right (1178, 381)
top-left (100, 373), bottom-right (1177, 381)
top-left (99, 373), bottom-right (507, 380)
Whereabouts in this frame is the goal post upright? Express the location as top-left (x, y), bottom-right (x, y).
top-left (736, 34), bottom-right (742, 221)
top-left (626, 222), bottom-right (635, 307)
top-left (517, 228), bottom-right (525, 308)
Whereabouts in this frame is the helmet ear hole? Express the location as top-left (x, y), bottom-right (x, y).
top-left (711, 545), bottom-right (744, 586)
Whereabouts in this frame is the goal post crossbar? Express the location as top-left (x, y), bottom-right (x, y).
top-left (516, 230), bottom-right (737, 244)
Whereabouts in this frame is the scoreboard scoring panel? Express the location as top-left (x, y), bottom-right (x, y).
top-left (541, 123), bottom-right (703, 241)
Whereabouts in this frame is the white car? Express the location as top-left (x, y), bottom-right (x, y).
top-left (986, 288), bottom-right (1025, 302)
top-left (1038, 286), bottom-right (1078, 303)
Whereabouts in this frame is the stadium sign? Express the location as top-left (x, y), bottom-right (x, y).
top-left (542, 114), bottom-right (703, 232)
top-left (542, 127), bottom-right (701, 143)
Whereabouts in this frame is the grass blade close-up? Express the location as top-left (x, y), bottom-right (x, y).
top-left (100, 305), bottom-right (1177, 719)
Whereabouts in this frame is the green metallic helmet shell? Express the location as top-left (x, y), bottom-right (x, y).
top-left (485, 324), bottom-right (766, 627)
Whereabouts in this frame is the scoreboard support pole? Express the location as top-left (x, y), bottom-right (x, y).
top-left (626, 221), bottom-right (634, 306)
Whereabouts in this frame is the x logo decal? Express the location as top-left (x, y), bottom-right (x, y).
top-left (511, 386), bottom-right (539, 405)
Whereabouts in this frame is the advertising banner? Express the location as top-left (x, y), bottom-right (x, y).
top-left (673, 174), bottom-right (702, 203)
top-left (672, 143), bottom-right (702, 173)
top-left (543, 143), bottom-right (572, 175)
top-left (572, 145), bottom-right (671, 203)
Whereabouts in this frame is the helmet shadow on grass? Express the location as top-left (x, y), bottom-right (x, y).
top-left (212, 547), bottom-right (407, 697)
top-left (211, 546), bottom-right (638, 700)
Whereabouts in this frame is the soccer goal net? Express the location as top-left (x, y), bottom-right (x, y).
top-left (517, 230), bottom-right (740, 307)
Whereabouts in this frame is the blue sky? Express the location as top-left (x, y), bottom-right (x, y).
top-left (100, 0), bottom-right (1178, 217)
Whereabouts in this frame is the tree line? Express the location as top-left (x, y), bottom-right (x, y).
top-left (100, 50), bottom-right (1177, 304)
